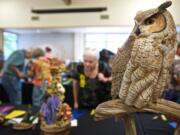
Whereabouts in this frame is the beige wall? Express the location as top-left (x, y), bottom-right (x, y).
top-left (0, 0), bottom-right (179, 28)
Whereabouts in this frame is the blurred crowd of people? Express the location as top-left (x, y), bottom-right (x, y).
top-left (0, 43), bottom-right (179, 109)
top-left (0, 47), bottom-right (114, 110)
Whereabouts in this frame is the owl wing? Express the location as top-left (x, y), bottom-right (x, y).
top-left (111, 35), bottom-right (136, 99)
top-left (117, 37), bottom-right (162, 109)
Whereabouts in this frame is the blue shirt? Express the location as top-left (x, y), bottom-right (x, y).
top-left (3, 50), bottom-right (25, 76)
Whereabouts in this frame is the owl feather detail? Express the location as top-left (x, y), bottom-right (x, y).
top-left (111, 1), bottom-right (177, 108)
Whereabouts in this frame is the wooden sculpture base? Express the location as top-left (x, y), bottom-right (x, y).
top-left (41, 123), bottom-right (71, 135)
top-left (95, 99), bottom-right (180, 135)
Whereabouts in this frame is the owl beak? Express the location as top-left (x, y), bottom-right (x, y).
top-left (135, 27), bottom-right (141, 36)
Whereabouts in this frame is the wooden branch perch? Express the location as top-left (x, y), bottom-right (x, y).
top-left (95, 99), bottom-right (180, 135)
top-left (95, 99), bottom-right (180, 121)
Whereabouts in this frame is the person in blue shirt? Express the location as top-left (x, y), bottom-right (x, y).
top-left (1, 49), bottom-right (33, 105)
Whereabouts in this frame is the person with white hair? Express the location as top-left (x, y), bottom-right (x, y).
top-left (1, 48), bottom-right (33, 105)
top-left (72, 48), bottom-right (112, 109)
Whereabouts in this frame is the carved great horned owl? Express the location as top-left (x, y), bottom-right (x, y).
top-left (111, 1), bottom-right (177, 108)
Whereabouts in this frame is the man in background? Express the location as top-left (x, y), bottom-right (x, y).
top-left (1, 48), bottom-right (33, 105)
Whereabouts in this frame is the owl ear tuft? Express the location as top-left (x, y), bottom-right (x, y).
top-left (158, 1), bottom-right (172, 11)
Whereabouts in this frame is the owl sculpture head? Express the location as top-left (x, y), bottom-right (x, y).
top-left (132, 1), bottom-right (176, 39)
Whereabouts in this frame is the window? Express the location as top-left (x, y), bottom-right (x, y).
top-left (3, 32), bottom-right (18, 60)
top-left (84, 33), bottom-right (129, 53)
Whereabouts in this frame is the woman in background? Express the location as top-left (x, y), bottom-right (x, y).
top-left (72, 48), bottom-right (112, 109)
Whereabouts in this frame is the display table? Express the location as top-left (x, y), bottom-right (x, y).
top-left (71, 111), bottom-right (174, 135)
top-left (0, 105), bottom-right (175, 135)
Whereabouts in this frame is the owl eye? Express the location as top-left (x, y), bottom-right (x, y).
top-left (144, 18), bottom-right (155, 25)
